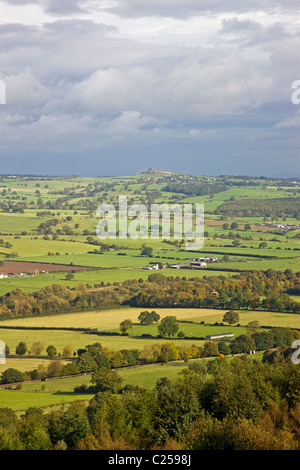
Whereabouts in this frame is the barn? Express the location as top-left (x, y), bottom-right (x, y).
top-left (206, 333), bottom-right (234, 340)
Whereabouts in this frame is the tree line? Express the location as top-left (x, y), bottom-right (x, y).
top-left (2, 325), bottom-right (299, 385)
top-left (0, 269), bottom-right (299, 318)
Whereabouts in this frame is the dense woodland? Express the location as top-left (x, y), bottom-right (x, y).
top-left (163, 182), bottom-right (228, 197)
top-left (216, 197), bottom-right (300, 218)
top-left (0, 349), bottom-right (299, 450)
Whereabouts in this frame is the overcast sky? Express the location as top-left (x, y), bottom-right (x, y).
top-left (0, 0), bottom-right (299, 177)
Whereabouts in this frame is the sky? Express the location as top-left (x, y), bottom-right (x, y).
top-left (0, 0), bottom-right (299, 178)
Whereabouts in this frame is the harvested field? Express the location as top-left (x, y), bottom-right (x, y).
top-left (0, 260), bottom-right (92, 274)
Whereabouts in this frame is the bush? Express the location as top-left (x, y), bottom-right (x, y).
top-left (1, 368), bottom-right (24, 384)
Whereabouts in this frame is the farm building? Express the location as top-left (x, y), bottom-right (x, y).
top-left (143, 264), bottom-right (159, 270)
top-left (190, 261), bottom-right (207, 268)
top-left (206, 333), bottom-right (234, 340)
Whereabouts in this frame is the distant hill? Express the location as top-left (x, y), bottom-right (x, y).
top-left (141, 168), bottom-right (175, 175)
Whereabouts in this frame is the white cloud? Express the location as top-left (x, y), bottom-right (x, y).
top-left (0, 1), bottom-right (299, 176)
top-left (276, 112), bottom-right (300, 128)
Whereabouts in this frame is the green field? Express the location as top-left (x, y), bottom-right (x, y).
top-left (0, 268), bottom-right (236, 296)
top-left (0, 362), bottom-right (190, 411)
top-left (18, 362), bottom-right (191, 394)
top-left (0, 306), bottom-right (298, 372)
top-left (0, 357), bottom-right (70, 373)
top-left (0, 389), bottom-right (93, 412)
top-left (0, 172), bottom-right (299, 413)
top-left (1, 307), bottom-right (298, 331)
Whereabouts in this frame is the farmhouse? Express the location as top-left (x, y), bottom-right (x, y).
top-left (143, 264), bottom-right (159, 270)
top-left (206, 333), bottom-right (234, 340)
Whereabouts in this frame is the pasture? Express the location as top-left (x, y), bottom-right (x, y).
top-left (1, 307), bottom-right (299, 331)
top-left (0, 173), bottom-right (299, 414)
top-left (0, 389), bottom-right (92, 412)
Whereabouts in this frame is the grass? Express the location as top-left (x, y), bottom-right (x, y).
top-left (0, 307), bottom-right (298, 366)
top-left (0, 329), bottom-right (95, 357)
top-left (1, 307), bottom-right (299, 331)
top-left (0, 176), bottom-right (299, 412)
top-left (2, 353), bottom-right (267, 411)
top-left (114, 322), bottom-right (248, 338)
top-left (0, 268), bottom-right (236, 295)
top-left (19, 362), bottom-right (191, 393)
top-left (0, 357), bottom-right (70, 374)
top-left (0, 389), bottom-right (93, 412)
top-left (0, 362), bottom-right (191, 411)
top-left (0, 328), bottom-right (208, 357)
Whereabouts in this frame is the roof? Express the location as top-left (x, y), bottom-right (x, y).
top-left (206, 333), bottom-right (234, 338)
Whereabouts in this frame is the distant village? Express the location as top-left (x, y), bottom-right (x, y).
top-left (143, 257), bottom-right (222, 271)
top-left (255, 222), bottom-right (300, 231)
top-left (0, 270), bottom-right (39, 279)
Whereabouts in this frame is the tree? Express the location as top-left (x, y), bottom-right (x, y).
top-left (246, 321), bottom-right (260, 336)
top-left (231, 334), bottom-right (255, 354)
top-left (76, 352), bottom-right (97, 373)
top-left (31, 342), bottom-right (43, 357)
top-left (61, 402), bottom-right (90, 449)
top-left (203, 341), bottom-right (219, 357)
top-left (217, 342), bottom-right (231, 355)
top-left (158, 316), bottom-right (179, 338)
top-left (16, 341), bottom-right (27, 357)
top-left (1, 368), bottom-right (24, 384)
top-left (62, 345), bottom-right (73, 358)
top-left (46, 345), bottom-right (57, 358)
top-left (119, 319), bottom-right (133, 334)
top-left (65, 273), bottom-right (74, 280)
top-left (138, 310), bottom-right (160, 325)
top-left (259, 242), bottom-right (268, 249)
top-left (91, 367), bottom-right (123, 393)
top-left (47, 360), bottom-right (64, 377)
top-left (19, 408), bottom-right (51, 450)
top-left (140, 246), bottom-right (153, 257)
top-left (177, 331), bottom-right (185, 339)
top-left (222, 310), bottom-right (239, 326)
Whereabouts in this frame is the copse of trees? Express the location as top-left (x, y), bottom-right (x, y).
top-left (163, 181), bottom-right (228, 197)
top-left (138, 310), bottom-right (160, 325)
top-left (216, 197), bottom-right (300, 218)
top-left (127, 270), bottom-right (300, 313)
